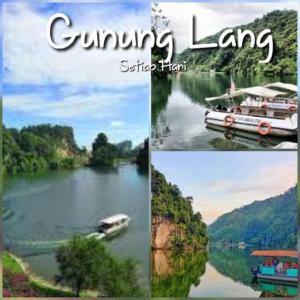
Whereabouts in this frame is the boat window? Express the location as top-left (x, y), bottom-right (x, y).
top-left (98, 222), bottom-right (114, 231)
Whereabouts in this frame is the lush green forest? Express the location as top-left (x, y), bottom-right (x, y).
top-left (152, 167), bottom-right (208, 248)
top-left (209, 186), bottom-right (297, 249)
top-left (90, 132), bottom-right (148, 169)
top-left (177, 10), bottom-right (297, 75)
top-left (3, 124), bottom-right (148, 175)
top-left (3, 124), bottom-right (86, 175)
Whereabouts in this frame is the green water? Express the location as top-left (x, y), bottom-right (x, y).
top-left (3, 164), bottom-right (150, 290)
top-left (151, 72), bottom-right (297, 150)
top-left (152, 247), bottom-right (297, 297)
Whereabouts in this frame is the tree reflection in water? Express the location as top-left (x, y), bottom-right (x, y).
top-left (151, 249), bottom-right (208, 297)
top-left (209, 246), bottom-right (298, 297)
top-left (152, 247), bottom-right (298, 297)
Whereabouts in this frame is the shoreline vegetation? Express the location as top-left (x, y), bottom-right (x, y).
top-left (3, 237), bottom-right (145, 297)
top-left (3, 251), bottom-right (84, 297)
top-left (3, 124), bottom-right (149, 176)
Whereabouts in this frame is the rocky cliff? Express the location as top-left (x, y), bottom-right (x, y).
top-left (151, 167), bottom-right (208, 250)
top-left (152, 216), bottom-right (185, 249)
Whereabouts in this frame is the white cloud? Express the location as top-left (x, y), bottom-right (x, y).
top-left (192, 160), bottom-right (297, 224)
top-left (3, 2), bottom-right (150, 86)
top-left (3, 91), bottom-right (127, 119)
top-left (158, 2), bottom-right (298, 53)
top-left (111, 120), bottom-right (125, 129)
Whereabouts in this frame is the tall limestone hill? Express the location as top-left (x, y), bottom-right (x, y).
top-left (152, 166), bottom-right (208, 250)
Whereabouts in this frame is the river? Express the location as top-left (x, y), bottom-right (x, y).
top-left (151, 72), bottom-right (297, 150)
top-left (151, 247), bottom-right (297, 297)
top-left (3, 164), bottom-right (149, 291)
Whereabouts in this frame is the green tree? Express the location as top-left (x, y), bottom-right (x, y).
top-left (100, 257), bottom-right (143, 297)
top-left (92, 133), bottom-right (108, 151)
top-left (56, 236), bottom-right (143, 297)
top-left (91, 133), bottom-right (117, 167)
top-left (136, 139), bottom-right (149, 171)
top-left (56, 236), bottom-right (109, 296)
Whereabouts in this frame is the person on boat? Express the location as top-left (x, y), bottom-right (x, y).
top-left (272, 257), bottom-right (279, 267)
top-left (276, 261), bottom-right (284, 273)
top-left (245, 96), bottom-right (251, 103)
top-left (216, 104), bottom-right (227, 112)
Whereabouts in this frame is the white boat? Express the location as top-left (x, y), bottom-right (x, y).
top-left (273, 142), bottom-right (298, 149)
top-left (97, 214), bottom-right (130, 237)
top-left (205, 86), bottom-right (297, 137)
top-left (240, 83), bottom-right (298, 112)
top-left (86, 214), bottom-right (130, 240)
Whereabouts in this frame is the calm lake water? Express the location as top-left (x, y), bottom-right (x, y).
top-left (3, 164), bottom-right (149, 290)
top-left (152, 247), bottom-right (298, 297)
top-left (152, 72), bottom-right (297, 150)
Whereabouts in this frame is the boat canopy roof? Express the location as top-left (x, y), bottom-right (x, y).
top-left (205, 86), bottom-right (286, 102)
top-left (98, 214), bottom-right (129, 224)
top-left (264, 82), bottom-right (297, 93)
top-left (241, 86), bottom-right (286, 97)
top-left (205, 90), bottom-right (245, 101)
top-left (251, 250), bottom-right (298, 258)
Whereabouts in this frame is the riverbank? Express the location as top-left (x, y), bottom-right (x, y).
top-left (3, 251), bottom-right (98, 297)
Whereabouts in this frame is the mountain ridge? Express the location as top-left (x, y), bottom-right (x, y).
top-left (177, 10), bottom-right (297, 75)
top-left (208, 186), bottom-right (297, 249)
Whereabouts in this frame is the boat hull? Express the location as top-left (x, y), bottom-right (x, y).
top-left (104, 219), bottom-right (130, 237)
top-left (205, 111), bottom-right (297, 137)
top-left (257, 273), bottom-right (298, 285)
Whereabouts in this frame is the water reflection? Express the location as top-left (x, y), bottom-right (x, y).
top-left (254, 281), bottom-right (298, 297)
top-left (209, 247), bottom-right (260, 286)
top-left (151, 250), bottom-right (208, 297)
top-left (151, 72), bottom-right (297, 150)
top-left (151, 247), bottom-right (298, 297)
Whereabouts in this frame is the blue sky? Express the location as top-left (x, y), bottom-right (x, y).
top-left (152, 152), bottom-right (297, 224)
top-left (2, 2), bottom-right (150, 148)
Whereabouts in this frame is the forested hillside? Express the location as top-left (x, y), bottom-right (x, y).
top-left (209, 186), bottom-right (297, 249)
top-left (177, 10), bottom-right (297, 75)
top-left (152, 167), bottom-right (208, 248)
top-left (3, 124), bottom-right (86, 175)
top-left (3, 124), bottom-right (148, 175)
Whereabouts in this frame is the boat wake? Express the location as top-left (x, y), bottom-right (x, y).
top-left (3, 208), bottom-right (15, 221)
top-left (15, 239), bottom-right (68, 249)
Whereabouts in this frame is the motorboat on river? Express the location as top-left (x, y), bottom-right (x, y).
top-left (86, 214), bottom-right (130, 240)
top-left (251, 250), bottom-right (298, 285)
top-left (205, 85), bottom-right (297, 137)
